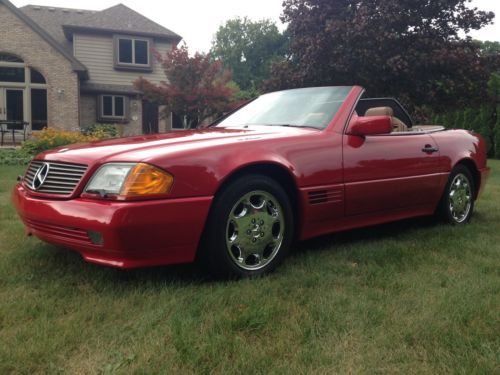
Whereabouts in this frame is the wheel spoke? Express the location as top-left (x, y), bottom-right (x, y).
top-left (225, 190), bottom-right (285, 271)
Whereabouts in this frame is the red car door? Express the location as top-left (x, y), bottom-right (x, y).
top-left (343, 131), bottom-right (445, 216)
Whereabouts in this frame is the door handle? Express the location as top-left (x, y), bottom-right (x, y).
top-left (422, 145), bottom-right (439, 153)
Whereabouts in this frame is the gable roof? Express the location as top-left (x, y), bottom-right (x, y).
top-left (0, 0), bottom-right (87, 77)
top-left (20, 5), bottom-right (96, 55)
top-left (62, 4), bottom-right (182, 42)
top-left (2, 0), bottom-right (182, 80)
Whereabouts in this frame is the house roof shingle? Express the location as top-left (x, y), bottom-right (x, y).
top-left (20, 5), bottom-right (96, 54)
top-left (63, 4), bottom-right (181, 42)
top-left (20, 3), bottom-right (181, 43)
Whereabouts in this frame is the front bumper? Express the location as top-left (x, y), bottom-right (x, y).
top-left (12, 184), bottom-right (212, 268)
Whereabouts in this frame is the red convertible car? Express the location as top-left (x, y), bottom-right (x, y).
top-left (13, 86), bottom-right (490, 277)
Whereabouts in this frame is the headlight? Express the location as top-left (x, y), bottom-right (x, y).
top-left (85, 163), bottom-right (134, 195)
top-left (84, 163), bottom-right (174, 198)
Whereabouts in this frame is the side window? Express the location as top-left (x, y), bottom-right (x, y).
top-left (355, 98), bottom-right (413, 127)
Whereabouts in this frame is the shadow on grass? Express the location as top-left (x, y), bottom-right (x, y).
top-left (292, 215), bottom-right (440, 256)
top-left (23, 215), bottom-right (449, 287)
top-left (16, 242), bottom-right (206, 289)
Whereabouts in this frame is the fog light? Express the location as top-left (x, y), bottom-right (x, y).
top-left (87, 230), bottom-right (103, 245)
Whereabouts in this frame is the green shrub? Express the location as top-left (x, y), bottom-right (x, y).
top-left (429, 73), bottom-right (500, 159)
top-left (432, 105), bottom-right (498, 158)
top-left (21, 128), bottom-right (110, 156)
top-left (83, 123), bottom-right (119, 138)
top-left (0, 149), bottom-right (32, 165)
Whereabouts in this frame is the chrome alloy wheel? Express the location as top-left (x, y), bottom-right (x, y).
top-left (449, 173), bottom-right (472, 223)
top-left (225, 190), bottom-right (285, 270)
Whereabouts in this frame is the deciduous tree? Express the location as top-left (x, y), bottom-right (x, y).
top-left (211, 17), bottom-right (287, 90)
top-left (135, 45), bottom-right (235, 129)
top-left (477, 40), bottom-right (500, 56)
top-left (265, 0), bottom-right (495, 111)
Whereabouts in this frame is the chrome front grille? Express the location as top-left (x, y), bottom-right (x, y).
top-left (24, 160), bottom-right (88, 195)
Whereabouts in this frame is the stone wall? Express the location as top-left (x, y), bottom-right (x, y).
top-left (79, 94), bottom-right (95, 130)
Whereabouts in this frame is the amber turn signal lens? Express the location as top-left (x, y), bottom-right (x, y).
top-left (120, 163), bottom-right (174, 196)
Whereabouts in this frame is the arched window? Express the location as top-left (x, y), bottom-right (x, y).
top-left (0, 53), bottom-right (23, 63)
top-left (30, 68), bottom-right (46, 84)
top-left (0, 66), bottom-right (24, 82)
top-left (0, 53), bottom-right (48, 131)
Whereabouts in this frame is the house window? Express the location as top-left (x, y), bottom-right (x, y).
top-left (98, 95), bottom-right (128, 121)
top-left (171, 112), bottom-right (185, 130)
top-left (0, 53), bottom-right (23, 63)
top-left (0, 67), bottom-right (25, 82)
top-left (114, 36), bottom-right (151, 70)
top-left (118, 39), bottom-right (133, 63)
top-left (0, 54), bottom-right (47, 132)
top-left (30, 68), bottom-right (46, 84)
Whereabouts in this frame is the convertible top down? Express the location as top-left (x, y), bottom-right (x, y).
top-left (13, 86), bottom-right (490, 277)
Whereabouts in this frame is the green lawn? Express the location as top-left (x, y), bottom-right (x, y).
top-left (0, 161), bottom-right (499, 374)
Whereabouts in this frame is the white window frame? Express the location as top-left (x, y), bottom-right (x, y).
top-left (0, 59), bottom-right (48, 132)
top-left (114, 35), bottom-right (152, 70)
top-left (99, 95), bottom-right (127, 121)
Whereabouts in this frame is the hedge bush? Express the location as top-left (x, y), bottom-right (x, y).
top-left (429, 73), bottom-right (500, 159)
top-left (432, 105), bottom-right (500, 159)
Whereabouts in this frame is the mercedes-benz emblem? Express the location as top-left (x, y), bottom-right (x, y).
top-left (32, 163), bottom-right (50, 190)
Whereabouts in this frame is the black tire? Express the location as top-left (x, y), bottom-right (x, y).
top-left (438, 165), bottom-right (475, 225)
top-left (198, 174), bottom-right (294, 278)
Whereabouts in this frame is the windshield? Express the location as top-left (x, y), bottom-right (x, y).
top-left (217, 86), bottom-right (353, 129)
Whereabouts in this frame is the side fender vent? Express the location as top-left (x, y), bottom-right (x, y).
top-left (308, 189), bottom-right (343, 205)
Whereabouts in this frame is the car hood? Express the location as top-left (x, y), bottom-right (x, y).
top-left (37, 125), bottom-right (317, 166)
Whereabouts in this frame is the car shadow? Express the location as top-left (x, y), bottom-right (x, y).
top-left (27, 244), bottom-right (207, 287)
top-left (29, 214), bottom-right (456, 286)
top-left (291, 215), bottom-right (440, 256)
top-left (92, 216), bottom-right (442, 283)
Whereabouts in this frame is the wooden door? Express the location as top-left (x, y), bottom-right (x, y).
top-left (142, 100), bottom-right (159, 134)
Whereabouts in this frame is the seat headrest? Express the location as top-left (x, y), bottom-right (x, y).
top-left (365, 106), bottom-right (394, 117)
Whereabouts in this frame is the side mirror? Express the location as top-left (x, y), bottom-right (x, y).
top-left (347, 116), bottom-right (392, 136)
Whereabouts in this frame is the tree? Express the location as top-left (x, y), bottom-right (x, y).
top-left (477, 40), bottom-right (500, 56)
top-left (211, 17), bottom-right (287, 90)
top-left (432, 72), bottom-right (500, 158)
top-left (265, 0), bottom-right (495, 111)
top-left (135, 45), bottom-right (235, 129)
top-left (486, 72), bottom-right (500, 157)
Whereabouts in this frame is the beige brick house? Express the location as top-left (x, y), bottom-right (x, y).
top-left (0, 0), bottom-right (182, 137)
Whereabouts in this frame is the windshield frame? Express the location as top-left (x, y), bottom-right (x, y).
top-left (213, 86), bottom-right (355, 131)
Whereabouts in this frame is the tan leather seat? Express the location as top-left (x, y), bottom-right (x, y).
top-left (365, 106), bottom-right (408, 132)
